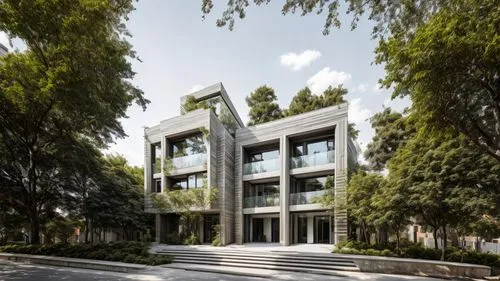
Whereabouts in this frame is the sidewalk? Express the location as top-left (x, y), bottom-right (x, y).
top-left (152, 243), bottom-right (334, 254)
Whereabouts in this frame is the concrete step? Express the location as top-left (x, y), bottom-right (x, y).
top-left (165, 252), bottom-right (357, 267)
top-left (170, 259), bottom-right (359, 274)
top-left (156, 249), bottom-right (350, 262)
top-left (156, 248), bottom-right (360, 274)
top-left (172, 256), bottom-right (358, 271)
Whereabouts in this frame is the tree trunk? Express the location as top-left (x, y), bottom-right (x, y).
top-left (396, 230), bottom-right (400, 254)
top-left (84, 217), bottom-right (89, 243)
top-left (29, 212), bottom-right (40, 244)
top-left (89, 219), bottom-right (94, 244)
top-left (433, 228), bottom-right (438, 249)
top-left (441, 225), bottom-right (447, 261)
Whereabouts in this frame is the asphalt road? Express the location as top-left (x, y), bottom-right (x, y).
top-left (0, 260), bottom-right (450, 281)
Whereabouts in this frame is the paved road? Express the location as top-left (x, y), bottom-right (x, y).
top-left (0, 260), bottom-right (449, 281)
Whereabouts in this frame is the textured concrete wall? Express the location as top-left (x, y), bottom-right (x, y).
top-left (234, 104), bottom-right (350, 245)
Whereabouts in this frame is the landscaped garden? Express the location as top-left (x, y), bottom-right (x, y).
top-left (0, 242), bottom-right (172, 266)
top-left (334, 240), bottom-right (500, 269)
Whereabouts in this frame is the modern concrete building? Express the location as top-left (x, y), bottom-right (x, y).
top-left (144, 83), bottom-right (358, 246)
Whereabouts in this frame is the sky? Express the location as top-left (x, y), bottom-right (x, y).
top-left (0, 1), bottom-right (409, 167)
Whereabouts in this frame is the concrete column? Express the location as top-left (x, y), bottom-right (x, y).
top-left (307, 216), bottom-right (314, 244)
top-left (155, 214), bottom-right (161, 243)
top-left (279, 135), bottom-right (290, 245)
top-left (160, 136), bottom-right (166, 192)
top-left (334, 119), bottom-right (348, 244)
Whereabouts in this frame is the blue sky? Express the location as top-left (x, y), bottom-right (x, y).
top-left (0, 1), bottom-right (409, 167)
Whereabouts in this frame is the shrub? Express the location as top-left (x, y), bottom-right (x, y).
top-left (182, 233), bottom-right (200, 245)
top-left (0, 242), bottom-right (172, 266)
top-left (211, 225), bottom-right (221, 247)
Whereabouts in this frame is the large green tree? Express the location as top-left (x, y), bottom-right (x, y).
top-left (0, 0), bottom-right (148, 244)
top-left (364, 108), bottom-right (416, 171)
top-left (377, 0), bottom-right (500, 161)
top-left (387, 132), bottom-right (500, 258)
top-left (246, 85), bottom-right (283, 126)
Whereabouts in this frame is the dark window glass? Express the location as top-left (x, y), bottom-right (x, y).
top-left (196, 173), bottom-right (207, 188)
top-left (327, 139), bottom-right (334, 151)
top-left (247, 150), bottom-right (279, 163)
top-left (171, 134), bottom-right (206, 157)
top-left (153, 179), bottom-right (162, 193)
top-left (292, 176), bottom-right (331, 193)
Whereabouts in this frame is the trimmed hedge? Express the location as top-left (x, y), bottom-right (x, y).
top-left (334, 240), bottom-right (500, 268)
top-left (0, 241), bottom-right (172, 266)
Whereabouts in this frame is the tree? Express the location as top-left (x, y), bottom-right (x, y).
top-left (346, 171), bottom-right (386, 244)
top-left (364, 108), bottom-right (416, 171)
top-left (0, 0), bottom-right (148, 244)
top-left (387, 132), bottom-right (500, 259)
top-left (285, 87), bottom-right (321, 116)
top-left (286, 85), bottom-right (359, 139)
top-left (377, 0), bottom-right (500, 161)
top-left (246, 85), bottom-right (283, 125)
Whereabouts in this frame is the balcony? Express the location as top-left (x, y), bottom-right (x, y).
top-left (290, 150), bottom-right (334, 169)
top-left (244, 194), bottom-right (280, 208)
top-left (152, 159), bottom-right (162, 174)
top-left (290, 190), bottom-right (325, 205)
top-left (171, 153), bottom-right (207, 170)
top-left (243, 158), bottom-right (279, 175)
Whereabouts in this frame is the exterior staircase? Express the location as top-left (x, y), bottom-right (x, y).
top-left (155, 248), bottom-right (360, 275)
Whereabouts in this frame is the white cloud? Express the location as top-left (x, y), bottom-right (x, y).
top-left (187, 84), bottom-right (204, 94)
top-left (348, 98), bottom-right (371, 124)
top-left (372, 82), bottom-right (384, 93)
top-left (352, 83), bottom-right (368, 93)
top-left (306, 67), bottom-right (352, 94)
top-left (280, 49), bottom-right (321, 71)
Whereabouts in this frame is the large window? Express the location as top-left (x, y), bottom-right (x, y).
top-left (170, 134), bottom-right (206, 158)
top-left (243, 149), bottom-right (280, 175)
top-left (292, 137), bottom-right (334, 157)
top-left (171, 173), bottom-right (207, 190)
top-left (291, 176), bottom-right (332, 193)
top-left (247, 150), bottom-right (279, 163)
top-left (291, 137), bottom-right (335, 168)
top-left (243, 182), bottom-right (280, 208)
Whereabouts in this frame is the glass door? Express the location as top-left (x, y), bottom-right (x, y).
top-left (297, 216), bottom-right (308, 243)
top-left (252, 218), bottom-right (264, 242)
top-left (314, 216), bottom-right (330, 243)
top-left (203, 214), bottom-right (219, 243)
top-left (271, 218), bottom-right (280, 242)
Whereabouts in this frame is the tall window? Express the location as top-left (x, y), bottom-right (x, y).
top-left (246, 150), bottom-right (279, 163)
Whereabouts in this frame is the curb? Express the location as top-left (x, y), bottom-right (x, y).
top-left (0, 253), bottom-right (148, 273)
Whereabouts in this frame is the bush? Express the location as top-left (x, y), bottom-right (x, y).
top-left (333, 241), bottom-right (500, 268)
top-left (182, 233), bottom-right (200, 245)
top-left (212, 225), bottom-right (221, 247)
top-left (0, 242), bottom-right (172, 266)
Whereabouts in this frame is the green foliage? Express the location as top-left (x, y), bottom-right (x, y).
top-left (211, 224), bottom-right (222, 247)
top-left (246, 85), bottom-right (283, 125)
top-left (0, 242), bottom-right (172, 266)
top-left (364, 108), bottom-right (416, 171)
top-left (0, 0), bottom-right (147, 244)
top-left (334, 240), bottom-right (500, 268)
top-left (285, 85), bottom-right (359, 139)
top-left (44, 218), bottom-right (80, 244)
top-left (377, 0), bottom-right (500, 161)
top-left (183, 233), bottom-right (201, 245)
top-left (183, 95), bottom-right (211, 112)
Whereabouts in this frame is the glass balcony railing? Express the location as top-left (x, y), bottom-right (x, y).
top-left (243, 194), bottom-right (280, 208)
top-left (290, 150), bottom-right (335, 169)
top-left (171, 153), bottom-right (207, 170)
top-left (243, 158), bottom-right (280, 175)
top-left (290, 190), bottom-right (326, 205)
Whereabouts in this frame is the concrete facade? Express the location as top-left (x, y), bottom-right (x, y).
top-left (144, 82), bottom-right (358, 246)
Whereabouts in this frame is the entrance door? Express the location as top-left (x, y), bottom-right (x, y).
top-left (314, 216), bottom-right (330, 243)
top-left (297, 216), bottom-right (308, 243)
top-left (203, 214), bottom-right (219, 243)
top-left (252, 218), bottom-right (264, 242)
top-left (271, 218), bottom-right (279, 242)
